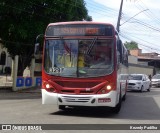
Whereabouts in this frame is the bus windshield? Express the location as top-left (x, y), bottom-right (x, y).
top-left (44, 38), bottom-right (114, 78)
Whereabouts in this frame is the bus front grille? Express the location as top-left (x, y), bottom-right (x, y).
top-left (61, 96), bottom-right (92, 103)
top-left (61, 90), bottom-right (94, 94)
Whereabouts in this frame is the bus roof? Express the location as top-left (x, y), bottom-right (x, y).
top-left (47, 21), bottom-right (115, 28)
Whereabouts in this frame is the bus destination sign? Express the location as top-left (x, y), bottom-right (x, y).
top-left (46, 24), bottom-right (113, 36)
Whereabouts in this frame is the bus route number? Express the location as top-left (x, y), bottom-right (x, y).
top-left (49, 67), bottom-right (63, 73)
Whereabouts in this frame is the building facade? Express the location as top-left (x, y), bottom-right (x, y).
top-left (129, 49), bottom-right (160, 75)
top-left (0, 43), bottom-right (12, 74)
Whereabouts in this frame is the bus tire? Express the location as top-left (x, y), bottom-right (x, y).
top-left (112, 92), bottom-right (122, 114)
top-left (122, 93), bottom-right (126, 101)
top-left (59, 105), bottom-right (66, 110)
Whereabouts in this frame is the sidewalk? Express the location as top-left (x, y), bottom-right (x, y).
top-left (0, 86), bottom-right (41, 93)
top-left (0, 87), bottom-right (41, 100)
top-left (17, 86), bottom-right (41, 93)
top-left (0, 75), bottom-right (41, 93)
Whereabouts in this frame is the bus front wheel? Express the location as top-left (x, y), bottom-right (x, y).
top-left (112, 93), bottom-right (122, 114)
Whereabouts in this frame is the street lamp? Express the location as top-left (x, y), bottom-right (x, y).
top-left (120, 9), bottom-right (149, 26)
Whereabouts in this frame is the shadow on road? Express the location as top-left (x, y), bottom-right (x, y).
top-left (51, 107), bottom-right (117, 118)
top-left (51, 88), bottom-right (160, 120)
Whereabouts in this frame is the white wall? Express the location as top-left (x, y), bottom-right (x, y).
top-left (128, 55), bottom-right (138, 64)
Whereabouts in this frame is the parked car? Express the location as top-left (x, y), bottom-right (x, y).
top-left (151, 74), bottom-right (160, 87)
top-left (127, 74), bottom-right (151, 92)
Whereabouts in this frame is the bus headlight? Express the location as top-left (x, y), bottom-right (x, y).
top-left (97, 84), bottom-right (113, 94)
top-left (43, 82), bottom-right (56, 93)
top-left (106, 85), bottom-right (112, 90)
top-left (46, 84), bottom-right (50, 89)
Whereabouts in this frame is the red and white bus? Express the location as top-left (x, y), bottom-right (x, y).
top-left (36, 21), bottom-right (128, 113)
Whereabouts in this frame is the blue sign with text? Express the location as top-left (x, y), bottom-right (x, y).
top-left (16, 77), bottom-right (42, 87)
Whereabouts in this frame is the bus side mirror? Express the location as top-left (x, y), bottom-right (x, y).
top-left (117, 40), bottom-right (123, 63)
top-left (34, 34), bottom-right (44, 55)
top-left (117, 51), bottom-right (120, 69)
top-left (34, 43), bottom-right (40, 55)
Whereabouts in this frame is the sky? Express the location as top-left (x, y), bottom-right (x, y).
top-left (85, 0), bottom-right (160, 53)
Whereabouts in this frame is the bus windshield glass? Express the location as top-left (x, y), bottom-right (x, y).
top-left (44, 39), bottom-right (114, 78)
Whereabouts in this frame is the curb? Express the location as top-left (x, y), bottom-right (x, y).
top-left (0, 87), bottom-right (12, 92)
top-left (0, 87), bottom-right (41, 93)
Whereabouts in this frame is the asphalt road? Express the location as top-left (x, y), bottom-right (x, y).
top-left (0, 87), bottom-right (160, 133)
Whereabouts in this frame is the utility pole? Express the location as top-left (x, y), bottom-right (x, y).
top-left (116, 0), bottom-right (124, 32)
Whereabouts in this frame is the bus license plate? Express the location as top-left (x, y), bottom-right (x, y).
top-left (98, 98), bottom-right (111, 103)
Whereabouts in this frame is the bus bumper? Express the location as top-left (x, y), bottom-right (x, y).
top-left (42, 89), bottom-right (118, 107)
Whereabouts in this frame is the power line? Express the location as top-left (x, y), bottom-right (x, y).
top-left (120, 32), bottom-right (160, 52)
top-left (121, 12), bottom-right (160, 33)
top-left (137, 0), bottom-right (160, 25)
top-left (85, 0), bottom-right (119, 13)
top-left (120, 9), bottom-right (149, 26)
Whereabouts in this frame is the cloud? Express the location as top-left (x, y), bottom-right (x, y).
top-left (142, 0), bottom-right (160, 9)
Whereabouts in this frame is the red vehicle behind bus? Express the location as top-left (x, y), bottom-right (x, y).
top-left (35, 21), bottom-right (128, 113)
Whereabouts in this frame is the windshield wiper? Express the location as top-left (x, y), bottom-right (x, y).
top-left (76, 37), bottom-right (97, 77)
top-left (87, 37), bottom-right (98, 55)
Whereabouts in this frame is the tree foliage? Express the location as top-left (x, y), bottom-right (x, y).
top-left (0, 0), bottom-right (92, 75)
top-left (124, 41), bottom-right (139, 50)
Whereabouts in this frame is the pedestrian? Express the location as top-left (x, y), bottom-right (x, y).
top-left (148, 74), bottom-right (152, 81)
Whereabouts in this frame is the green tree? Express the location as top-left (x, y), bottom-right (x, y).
top-left (0, 0), bottom-right (92, 75)
top-left (124, 41), bottom-right (139, 50)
